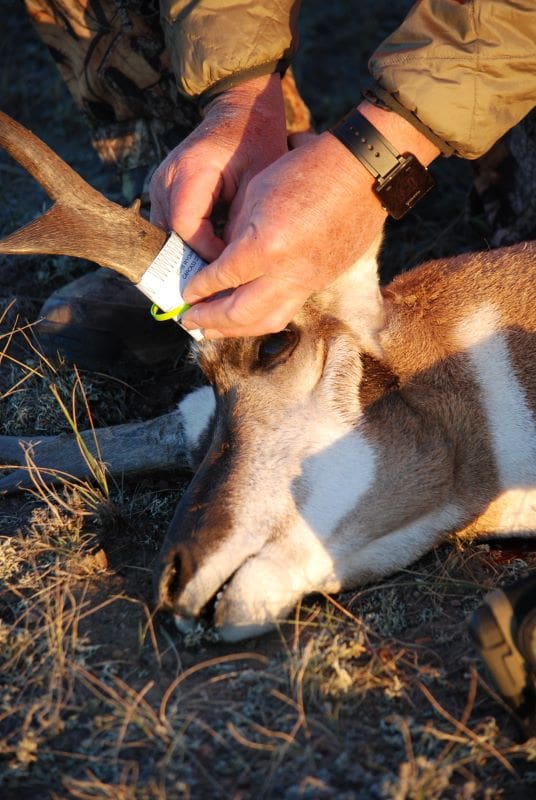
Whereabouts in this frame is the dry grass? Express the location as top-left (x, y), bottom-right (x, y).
top-left (2, 1), bottom-right (536, 797)
top-left (2, 353), bottom-right (535, 798)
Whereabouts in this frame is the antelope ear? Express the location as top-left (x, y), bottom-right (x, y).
top-left (316, 234), bottom-right (385, 358)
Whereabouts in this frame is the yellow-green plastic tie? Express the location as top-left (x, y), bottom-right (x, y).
top-left (150, 302), bottom-right (191, 322)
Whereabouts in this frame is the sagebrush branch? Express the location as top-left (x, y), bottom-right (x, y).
top-left (0, 411), bottom-right (190, 493)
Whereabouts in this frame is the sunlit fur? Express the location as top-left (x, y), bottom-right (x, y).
top-left (157, 240), bottom-right (536, 641)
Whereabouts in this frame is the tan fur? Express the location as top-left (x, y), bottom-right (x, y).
top-left (379, 243), bottom-right (536, 538)
top-left (155, 241), bottom-right (536, 639)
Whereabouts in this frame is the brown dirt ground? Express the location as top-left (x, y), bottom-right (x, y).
top-left (1, 2), bottom-right (535, 799)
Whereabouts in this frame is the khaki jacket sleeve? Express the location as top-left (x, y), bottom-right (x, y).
top-left (160, 0), bottom-right (300, 102)
top-left (369, 0), bottom-right (536, 159)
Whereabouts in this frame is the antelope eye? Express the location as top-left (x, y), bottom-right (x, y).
top-left (256, 327), bottom-right (299, 369)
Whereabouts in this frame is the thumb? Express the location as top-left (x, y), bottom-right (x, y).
top-left (183, 237), bottom-right (264, 303)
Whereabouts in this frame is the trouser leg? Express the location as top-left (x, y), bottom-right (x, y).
top-left (24, 0), bottom-right (200, 183)
top-left (23, 1), bottom-right (199, 368)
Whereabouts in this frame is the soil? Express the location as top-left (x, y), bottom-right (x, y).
top-left (1, 2), bottom-right (535, 799)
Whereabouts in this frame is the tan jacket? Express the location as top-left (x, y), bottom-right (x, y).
top-left (163, 0), bottom-right (536, 159)
top-left (369, 0), bottom-right (536, 159)
top-left (160, 0), bottom-right (299, 101)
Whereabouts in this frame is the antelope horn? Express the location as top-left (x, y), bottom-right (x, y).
top-left (0, 111), bottom-right (166, 282)
top-left (0, 411), bottom-right (189, 494)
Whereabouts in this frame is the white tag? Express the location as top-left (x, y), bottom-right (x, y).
top-left (136, 232), bottom-right (206, 341)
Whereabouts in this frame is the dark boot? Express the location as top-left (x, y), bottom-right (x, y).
top-left (469, 573), bottom-right (536, 738)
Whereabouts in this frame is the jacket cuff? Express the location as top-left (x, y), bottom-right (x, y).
top-left (362, 84), bottom-right (455, 158)
top-left (198, 60), bottom-right (289, 109)
top-left (161, 0), bottom-right (299, 103)
top-left (367, 0), bottom-right (536, 160)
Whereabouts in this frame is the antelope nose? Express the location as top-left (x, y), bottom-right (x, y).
top-left (156, 543), bottom-right (196, 612)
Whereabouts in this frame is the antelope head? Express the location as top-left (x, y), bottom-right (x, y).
top-left (156, 238), bottom-right (536, 641)
top-left (154, 241), bottom-right (450, 640)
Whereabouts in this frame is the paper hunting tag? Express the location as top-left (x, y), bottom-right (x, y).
top-left (136, 232), bottom-right (206, 341)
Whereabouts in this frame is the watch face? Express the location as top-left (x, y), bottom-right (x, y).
top-left (374, 155), bottom-right (435, 219)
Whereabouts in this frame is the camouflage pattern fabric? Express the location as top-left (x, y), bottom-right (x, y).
top-left (24, 1), bottom-right (311, 204)
top-left (24, 0), bottom-right (200, 174)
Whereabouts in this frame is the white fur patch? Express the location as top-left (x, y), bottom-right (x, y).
top-left (455, 304), bottom-right (536, 531)
top-left (175, 413), bottom-right (376, 627)
top-left (212, 426), bottom-right (377, 639)
top-left (332, 238), bottom-right (384, 357)
top-left (299, 427), bottom-right (376, 540)
top-left (177, 386), bottom-right (215, 452)
top-left (214, 511), bottom-right (346, 641)
top-left (337, 502), bottom-right (463, 584)
top-left (215, 499), bottom-right (463, 642)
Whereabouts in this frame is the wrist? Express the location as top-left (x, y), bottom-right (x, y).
top-left (204, 73), bottom-right (284, 121)
top-left (329, 101), bottom-right (439, 220)
top-left (357, 99), bottom-right (440, 166)
top-left (316, 131), bottom-right (387, 207)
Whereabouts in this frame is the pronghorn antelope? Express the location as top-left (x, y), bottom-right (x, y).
top-left (1, 112), bottom-right (535, 642)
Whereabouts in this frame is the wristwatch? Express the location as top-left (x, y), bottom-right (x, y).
top-left (331, 110), bottom-right (435, 220)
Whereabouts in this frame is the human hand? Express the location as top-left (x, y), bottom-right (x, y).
top-left (149, 73), bottom-right (288, 262)
top-left (180, 100), bottom-right (440, 338)
top-left (180, 131), bottom-right (387, 337)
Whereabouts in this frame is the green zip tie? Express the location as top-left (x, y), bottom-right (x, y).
top-left (150, 302), bottom-right (191, 322)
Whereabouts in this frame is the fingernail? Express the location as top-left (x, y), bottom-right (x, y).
top-left (182, 290), bottom-right (200, 304)
top-left (181, 308), bottom-right (198, 326)
top-left (179, 320), bottom-right (204, 341)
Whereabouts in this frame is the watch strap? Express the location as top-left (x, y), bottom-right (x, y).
top-left (361, 85), bottom-right (455, 157)
top-left (331, 110), bottom-right (401, 180)
top-left (331, 109), bottom-right (435, 219)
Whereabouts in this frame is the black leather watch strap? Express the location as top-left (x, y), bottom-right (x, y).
top-left (331, 109), bottom-right (435, 219)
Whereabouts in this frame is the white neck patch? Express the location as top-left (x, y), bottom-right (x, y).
top-left (454, 303), bottom-right (536, 487)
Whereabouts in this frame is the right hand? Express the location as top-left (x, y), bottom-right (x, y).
top-left (149, 73), bottom-right (288, 262)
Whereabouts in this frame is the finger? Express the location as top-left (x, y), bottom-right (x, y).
top-left (151, 161), bottom-right (227, 262)
top-left (182, 274), bottom-right (310, 337)
top-left (178, 218), bottom-right (226, 263)
top-left (150, 191), bottom-right (224, 264)
top-left (168, 171), bottom-right (227, 262)
top-left (183, 234), bottom-right (266, 303)
top-left (200, 329), bottom-right (226, 340)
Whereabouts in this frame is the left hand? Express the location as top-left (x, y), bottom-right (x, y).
top-left (149, 74), bottom-right (288, 262)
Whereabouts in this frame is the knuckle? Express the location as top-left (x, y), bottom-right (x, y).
top-left (223, 299), bottom-right (289, 336)
top-left (261, 229), bottom-right (288, 261)
top-left (148, 167), bottom-right (161, 196)
top-left (224, 303), bottom-right (250, 328)
top-left (264, 309), bottom-right (292, 334)
top-left (213, 261), bottom-right (240, 290)
top-left (150, 147), bottom-right (189, 191)
top-left (149, 162), bottom-right (171, 199)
